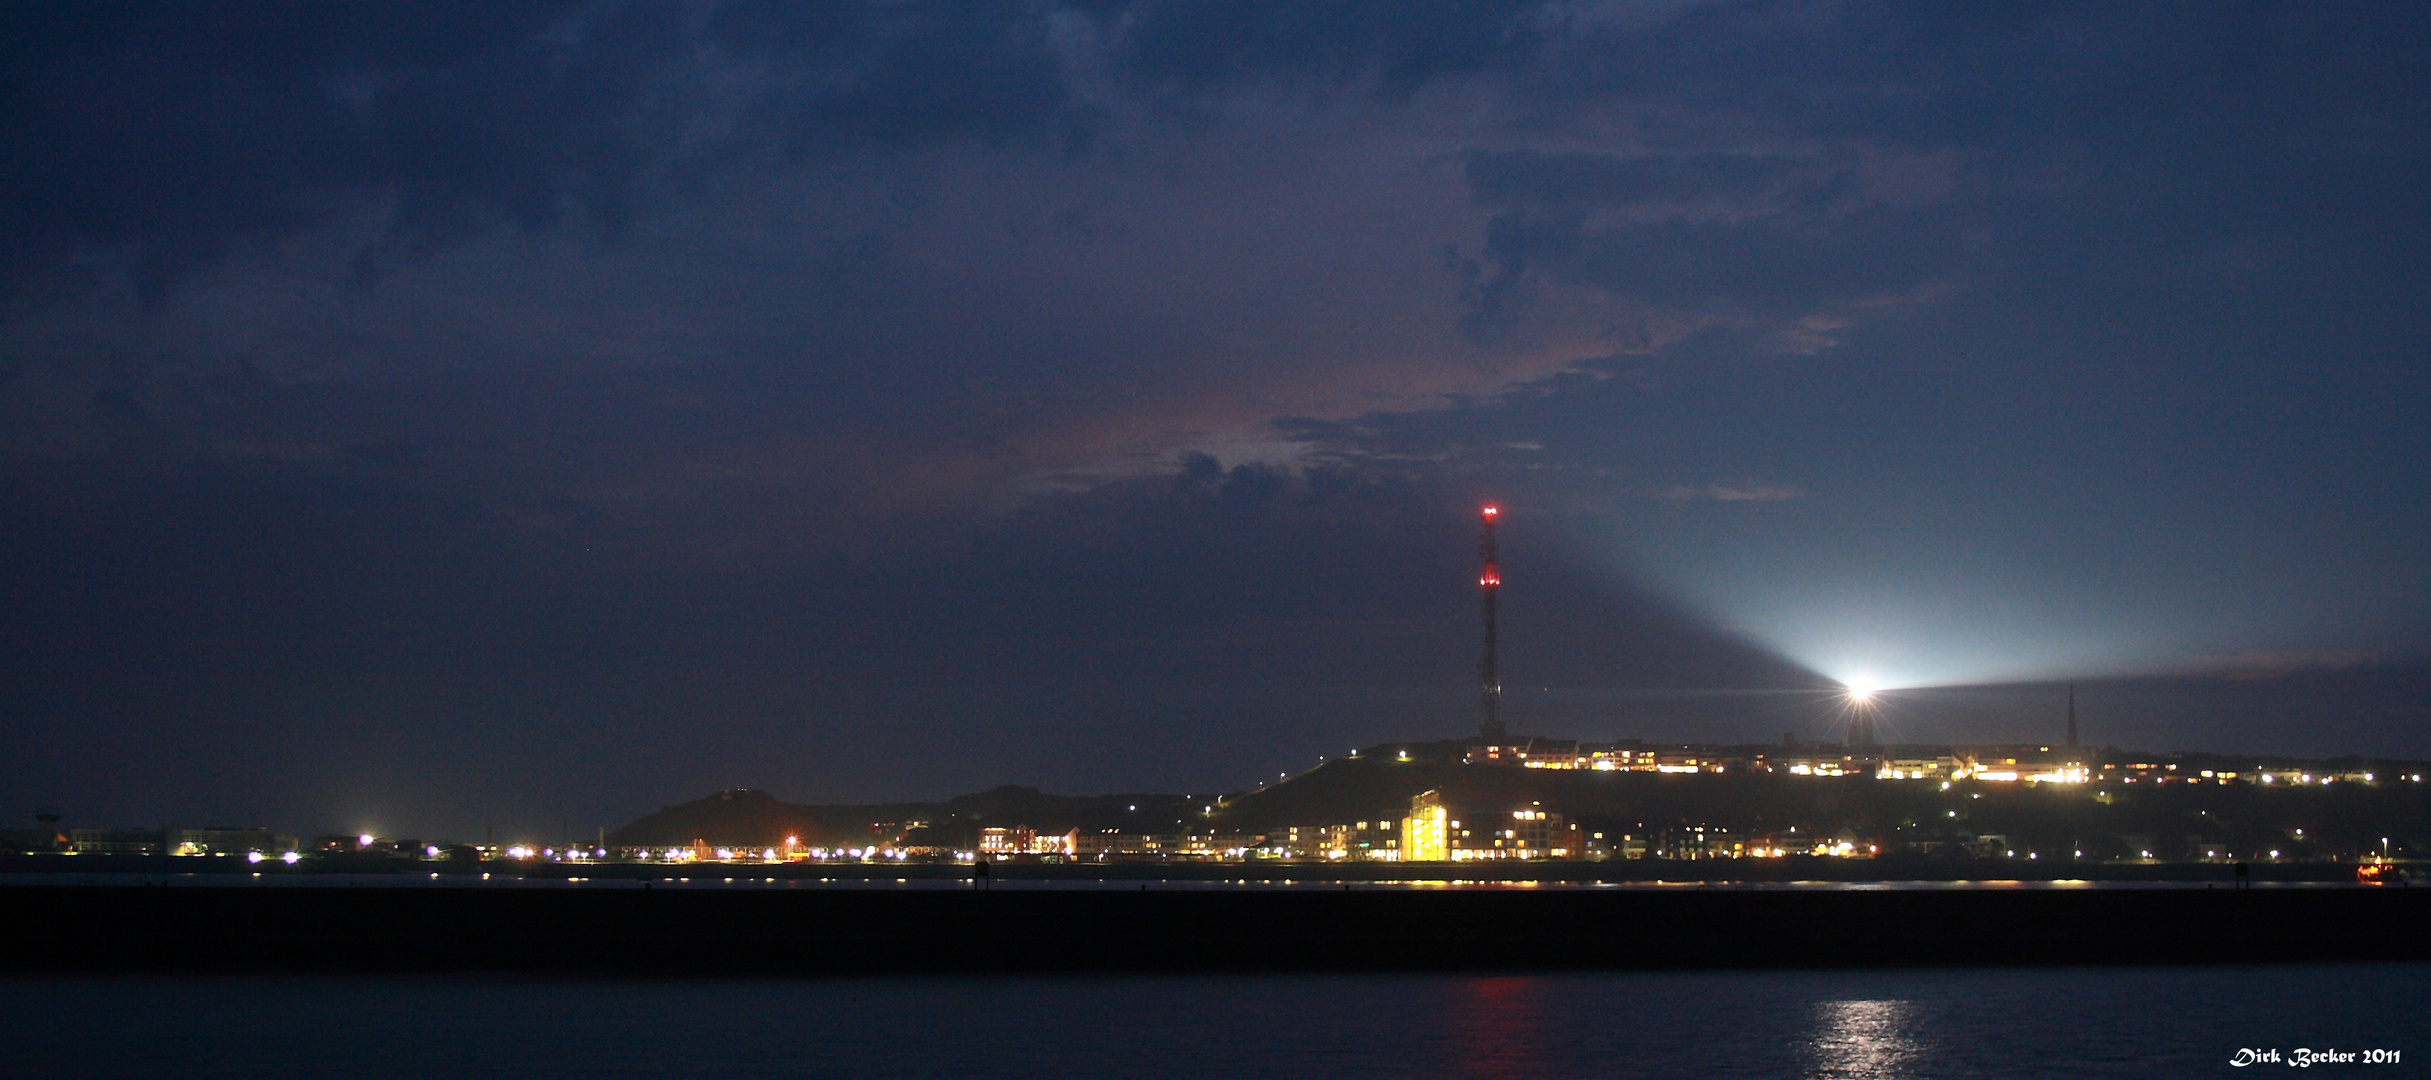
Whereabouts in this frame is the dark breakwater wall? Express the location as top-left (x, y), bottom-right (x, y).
top-left (2, 885), bottom-right (2424, 975)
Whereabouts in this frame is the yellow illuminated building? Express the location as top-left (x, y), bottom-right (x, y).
top-left (1404, 794), bottom-right (1450, 861)
top-left (1954, 749), bottom-right (2089, 783)
top-left (1403, 791), bottom-right (1577, 860)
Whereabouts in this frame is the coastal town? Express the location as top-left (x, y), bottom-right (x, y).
top-left (18, 734), bottom-right (2422, 874)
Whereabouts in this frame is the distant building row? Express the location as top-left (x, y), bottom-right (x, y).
top-left (56, 826), bottom-right (299, 856)
top-left (1459, 738), bottom-right (2414, 787)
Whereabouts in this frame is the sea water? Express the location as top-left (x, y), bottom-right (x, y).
top-left (2, 964), bottom-right (2421, 1078)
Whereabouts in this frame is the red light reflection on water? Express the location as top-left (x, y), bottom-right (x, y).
top-left (1448, 976), bottom-right (1547, 1080)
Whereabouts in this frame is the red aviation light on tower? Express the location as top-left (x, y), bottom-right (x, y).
top-left (1476, 503), bottom-right (1504, 741)
top-left (1479, 506), bottom-right (1501, 585)
top-left (1479, 505), bottom-right (1501, 585)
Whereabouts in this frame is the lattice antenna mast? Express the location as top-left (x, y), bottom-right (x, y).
top-left (1479, 506), bottom-right (1504, 741)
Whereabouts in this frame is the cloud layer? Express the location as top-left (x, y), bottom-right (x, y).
top-left (3, 1), bottom-right (2427, 831)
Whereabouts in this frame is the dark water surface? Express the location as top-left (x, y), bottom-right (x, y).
top-left (3, 965), bottom-right (2421, 1078)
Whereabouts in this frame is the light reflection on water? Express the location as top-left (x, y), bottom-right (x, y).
top-left (1449, 976), bottom-right (1547, 1080)
top-left (1807, 999), bottom-right (1923, 1079)
top-left (3, 965), bottom-right (2421, 1079)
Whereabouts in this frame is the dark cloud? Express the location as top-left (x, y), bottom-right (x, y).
top-left (703, 1), bottom-right (1096, 154)
top-left (1463, 184), bottom-right (1958, 333)
top-left (1444, 2), bottom-right (2431, 344)
top-left (1451, 144), bottom-right (1963, 344)
top-left (1114, 0), bottom-right (1548, 99)
top-left (1464, 150), bottom-right (1809, 209)
top-left (10, 1), bottom-right (2425, 306)
top-left (1, 1), bottom-right (2427, 834)
top-left (0, 1), bottom-right (1103, 300)
top-left (0, 0), bottom-right (1575, 307)
top-left (2, 3), bottom-right (612, 297)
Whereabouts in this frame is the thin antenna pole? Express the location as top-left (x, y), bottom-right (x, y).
top-left (2066, 684), bottom-right (2078, 748)
top-left (1479, 506), bottom-right (1503, 741)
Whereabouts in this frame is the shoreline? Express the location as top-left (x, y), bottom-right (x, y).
top-left (0, 852), bottom-right (2380, 884)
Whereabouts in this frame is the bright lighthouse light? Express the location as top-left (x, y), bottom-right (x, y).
top-left (1845, 678), bottom-right (1876, 703)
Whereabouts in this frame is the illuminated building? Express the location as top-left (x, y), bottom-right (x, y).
top-left (1519, 741), bottom-right (1584, 768)
top-left (1404, 794), bottom-right (1449, 861)
top-left (1775, 756), bottom-right (1864, 777)
top-left (1958, 747), bottom-right (2089, 783)
top-left (978, 827), bottom-right (1034, 855)
top-left (1465, 742), bottom-right (1516, 765)
top-left (1074, 831), bottom-right (1170, 857)
top-left (69, 828), bottom-right (167, 855)
top-left (1768, 745), bottom-right (2093, 782)
top-left (1742, 834), bottom-right (1791, 858)
top-left (1466, 738), bottom-right (1585, 768)
top-left (1263, 827), bottom-right (1325, 858)
top-left (1471, 739), bottom-right (1734, 772)
top-left (1590, 830), bottom-right (1648, 859)
top-left (1653, 750), bottom-right (1727, 773)
top-left (170, 826), bottom-right (298, 856)
top-left (1402, 791), bottom-right (1578, 860)
top-left (1319, 820), bottom-right (1402, 860)
top-left (71, 825), bottom-right (298, 858)
top-left (1589, 744), bottom-right (1656, 771)
top-left (1175, 832), bottom-right (1260, 857)
top-left (1874, 757), bottom-right (1961, 781)
top-left (1657, 825), bottom-right (1739, 860)
top-left (1066, 831), bottom-right (1257, 858)
top-left (2246, 764), bottom-right (2376, 785)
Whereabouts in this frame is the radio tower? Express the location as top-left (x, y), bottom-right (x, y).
top-left (2066, 684), bottom-right (2078, 748)
top-left (1478, 505), bottom-right (1504, 741)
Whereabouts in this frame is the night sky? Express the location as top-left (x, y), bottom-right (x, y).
top-left (4, 2), bottom-right (2427, 840)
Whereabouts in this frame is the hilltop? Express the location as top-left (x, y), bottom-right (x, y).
top-left (606, 785), bottom-right (1205, 849)
top-left (612, 740), bottom-right (2431, 861)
